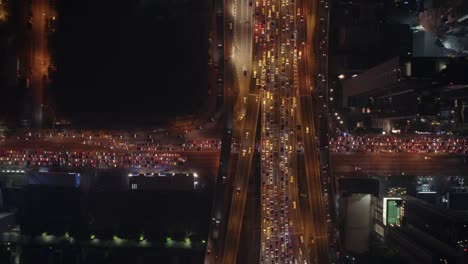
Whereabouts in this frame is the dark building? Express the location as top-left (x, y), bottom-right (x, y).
top-left (342, 56), bottom-right (468, 133)
top-left (333, 23), bottom-right (413, 72)
top-left (331, 0), bottom-right (414, 74)
top-left (446, 192), bottom-right (468, 211)
top-left (386, 195), bottom-right (468, 264)
top-left (14, 185), bottom-right (212, 264)
top-left (337, 178), bottom-right (380, 254)
top-left (27, 171), bottom-right (80, 188)
top-left (329, 0), bottom-right (415, 130)
top-left (338, 178), bottom-right (380, 196)
top-left (128, 173), bottom-right (196, 191)
top-left (404, 196), bottom-right (468, 247)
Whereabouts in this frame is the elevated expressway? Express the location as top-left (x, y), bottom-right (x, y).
top-left (206, 0), bottom-right (332, 262)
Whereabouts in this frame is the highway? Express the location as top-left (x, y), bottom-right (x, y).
top-left (230, 0), bottom-right (254, 134)
top-left (223, 94), bottom-right (260, 263)
top-left (231, 0), bottom-right (253, 115)
top-left (255, 0), bottom-right (309, 262)
top-left (295, 0), bottom-right (332, 261)
top-left (222, 92), bottom-right (259, 264)
top-left (297, 93), bottom-right (330, 264)
top-left (205, 0), bottom-right (259, 261)
top-left (215, 0), bottom-right (331, 261)
top-left (222, 0), bottom-right (266, 263)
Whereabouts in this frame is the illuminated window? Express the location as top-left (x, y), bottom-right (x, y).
top-left (404, 62), bottom-right (411, 77)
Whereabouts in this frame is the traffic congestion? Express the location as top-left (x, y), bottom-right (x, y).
top-left (329, 134), bottom-right (468, 154)
top-left (0, 129), bottom-right (221, 171)
top-left (0, 149), bottom-right (187, 170)
top-left (0, 129), bottom-right (221, 152)
top-left (254, 0), bottom-right (307, 262)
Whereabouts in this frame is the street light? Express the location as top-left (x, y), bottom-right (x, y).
top-left (338, 74), bottom-right (345, 79)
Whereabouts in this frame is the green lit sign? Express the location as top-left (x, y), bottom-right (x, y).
top-left (387, 200), bottom-right (401, 226)
top-left (383, 197), bottom-right (403, 226)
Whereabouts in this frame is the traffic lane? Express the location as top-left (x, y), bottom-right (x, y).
top-left (205, 0), bottom-right (239, 261)
top-left (259, 91), bottom-right (272, 260)
top-left (229, 0), bottom-right (248, 131)
top-left (30, 0), bottom-right (51, 125)
top-left (298, 0), bottom-right (331, 261)
top-left (233, 0), bottom-right (252, 103)
top-left (296, 152), bottom-right (318, 259)
top-left (222, 94), bottom-right (260, 264)
top-left (287, 107), bottom-right (308, 262)
top-left (205, 151), bottom-right (240, 264)
top-left (300, 36), bottom-right (324, 255)
top-left (288, 164), bottom-right (307, 262)
top-left (222, 136), bottom-right (255, 262)
top-left (309, 128), bottom-right (330, 264)
top-left (280, 83), bottom-right (299, 258)
top-left (299, 95), bottom-right (330, 263)
top-left (331, 152), bottom-right (468, 176)
top-left (306, 155), bottom-right (329, 263)
top-left (297, 96), bottom-right (317, 260)
top-left (32, 0), bottom-right (50, 71)
top-left (221, 15), bottom-right (255, 263)
top-left (296, 59), bottom-right (317, 261)
top-left (283, 63), bottom-right (308, 261)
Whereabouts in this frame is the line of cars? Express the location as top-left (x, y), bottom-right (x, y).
top-left (0, 149), bottom-right (187, 170)
top-left (255, 0), bottom-right (306, 262)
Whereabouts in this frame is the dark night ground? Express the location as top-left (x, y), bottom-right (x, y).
top-left (51, 0), bottom-right (209, 128)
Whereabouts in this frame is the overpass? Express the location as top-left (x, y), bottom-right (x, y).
top-left (205, 0), bottom-right (334, 262)
top-left (331, 153), bottom-right (468, 177)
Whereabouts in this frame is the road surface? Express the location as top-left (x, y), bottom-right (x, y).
top-left (30, 0), bottom-right (54, 127)
top-left (331, 152), bottom-right (468, 177)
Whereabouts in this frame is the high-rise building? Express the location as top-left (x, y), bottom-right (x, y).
top-left (338, 178), bottom-right (380, 254)
top-left (341, 56), bottom-right (468, 133)
top-left (385, 195), bottom-right (468, 264)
